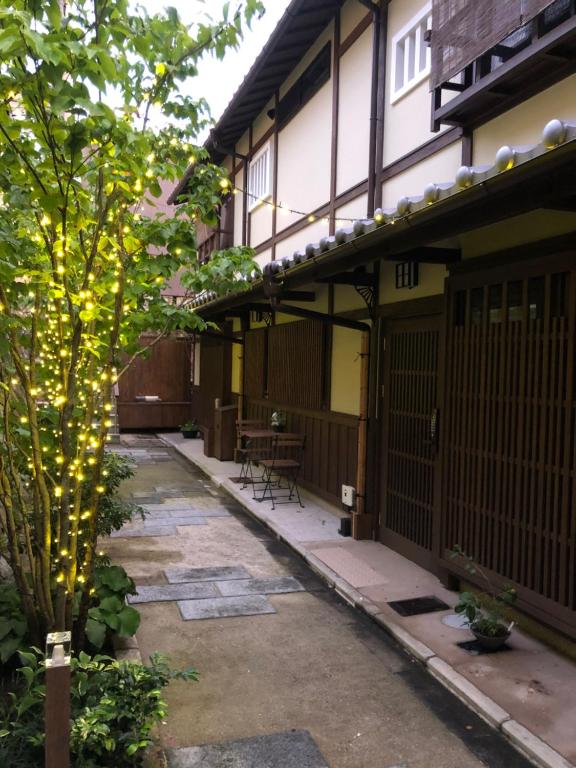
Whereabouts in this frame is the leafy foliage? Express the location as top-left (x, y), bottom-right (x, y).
top-left (0, 649), bottom-right (198, 767)
top-left (85, 565), bottom-right (140, 649)
top-left (0, 0), bottom-right (262, 645)
top-left (452, 546), bottom-right (516, 635)
top-left (84, 452), bottom-right (145, 539)
top-left (0, 582), bottom-right (28, 663)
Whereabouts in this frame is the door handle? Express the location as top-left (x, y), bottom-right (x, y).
top-left (430, 408), bottom-right (439, 447)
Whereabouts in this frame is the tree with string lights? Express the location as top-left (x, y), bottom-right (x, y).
top-left (0, 0), bottom-right (262, 647)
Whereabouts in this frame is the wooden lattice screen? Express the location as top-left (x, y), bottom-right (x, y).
top-left (443, 255), bottom-right (576, 634)
top-left (267, 320), bottom-right (325, 410)
top-left (431, 0), bottom-right (556, 87)
top-left (244, 328), bottom-right (267, 399)
top-left (381, 319), bottom-right (440, 559)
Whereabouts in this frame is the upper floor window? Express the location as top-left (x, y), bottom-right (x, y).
top-left (390, 3), bottom-right (432, 103)
top-left (248, 142), bottom-right (272, 210)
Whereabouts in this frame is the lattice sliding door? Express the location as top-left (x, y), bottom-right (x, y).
top-left (443, 256), bottom-right (576, 635)
top-left (379, 316), bottom-right (441, 569)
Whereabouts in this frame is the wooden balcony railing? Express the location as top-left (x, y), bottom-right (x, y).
top-left (431, 0), bottom-right (576, 131)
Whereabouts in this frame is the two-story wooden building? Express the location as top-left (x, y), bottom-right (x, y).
top-left (170, 0), bottom-right (576, 642)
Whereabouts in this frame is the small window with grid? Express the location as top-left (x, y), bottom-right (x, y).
top-left (390, 4), bottom-right (432, 103)
top-left (248, 142), bottom-right (272, 211)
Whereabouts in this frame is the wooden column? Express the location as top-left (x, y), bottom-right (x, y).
top-left (236, 316), bottom-right (249, 460)
top-left (45, 633), bottom-right (71, 768)
top-left (352, 329), bottom-right (373, 539)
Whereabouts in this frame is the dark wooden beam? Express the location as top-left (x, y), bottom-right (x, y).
top-left (271, 302), bottom-right (370, 331)
top-left (280, 291), bottom-right (317, 301)
top-left (198, 330), bottom-right (244, 345)
top-left (393, 247), bottom-right (461, 263)
top-left (316, 272), bottom-right (377, 287)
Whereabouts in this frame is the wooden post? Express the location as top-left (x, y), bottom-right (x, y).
top-left (352, 329), bottom-right (373, 539)
top-left (235, 317), bottom-right (249, 461)
top-left (45, 632), bottom-right (71, 768)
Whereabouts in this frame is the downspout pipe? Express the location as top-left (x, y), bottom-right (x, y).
top-left (359, 0), bottom-right (381, 217)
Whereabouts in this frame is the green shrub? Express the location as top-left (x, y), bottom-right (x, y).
top-left (85, 565), bottom-right (140, 649)
top-left (0, 583), bottom-right (28, 664)
top-left (83, 452), bottom-right (146, 539)
top-left (0, 650), bottom-right (198, 767)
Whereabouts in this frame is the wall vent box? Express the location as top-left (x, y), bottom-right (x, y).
top-left (341, 485), bottom-right (356, 507)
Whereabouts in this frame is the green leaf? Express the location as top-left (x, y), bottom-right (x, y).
top-left (85, 618), bottom-right (107, 649)
top-left (0, 635), bottom-right (21, 663)
top-left (117, 605), bottom-right (140, 637)
top-left (0, 618), bottom-right (13, 641)
top-left (46, 0), bottom-right (62, 30)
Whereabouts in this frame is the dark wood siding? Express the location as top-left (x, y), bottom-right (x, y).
top-left (267, 320), bottom-right (325, 409)
top-left (244, 328), bottom-right (266, 399)
top-left (442, 253), bottom-right (576, 636)
top-left (245, 399), bottom-right (358, 504)
top-left (379, 316), bottom-right (441, 569)
top-left (191, 334), bottom-right (232, 454)
top-left (117, 335), bottom-right (192, 429)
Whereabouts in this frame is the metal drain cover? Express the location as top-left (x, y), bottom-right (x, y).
top-left (388, 595), bottom-right (450, 617)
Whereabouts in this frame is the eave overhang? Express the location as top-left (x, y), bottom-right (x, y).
top-left (168, 0), bottom-right (342, 204)
top-left (191, 119), bottom-right (576, 319)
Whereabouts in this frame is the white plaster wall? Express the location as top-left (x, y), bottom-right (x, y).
top-left (253, 97), bottom-right (275, 145)
top-left (337, 27), bottom-right (372, 195)
top-left (193, 340), bottom-right (200, 385)
top-left (336, 192), bottom-right (369, 224)
top-left (237, 131), bottom-right (249, 157)
top-left (274, 220), bottom-right (329, 263)
top-left (461, 210), bottom-right (576, 259)
top-left (249, 203), bottom-right (273, 248)
top-left (381, 141), bottom-right (461, 209)
top-left (275, 283), bottom-right (330, 324)
top-left (233, 168), bottom-right (244, 245)
top-left (276, 79), bottom-right (332, 231)
top-left (254, 247), bottom-right (272, 269)
top-left (334, 282), bottom-right (370, 313)
top-left (331, 326), bottom-right (362, 415)
top-left (231, 321), bottom-right (242, 394)
top-left (383, 0), bottom-right (447, 166)
top-left (280, 22), bottom-right (334, 98)
top-left (340, 0), bottom-right (370, 42)
top-left (379, 262), bottom-right (446, 305)
top-left (472, 75), bottom-right (576, 166)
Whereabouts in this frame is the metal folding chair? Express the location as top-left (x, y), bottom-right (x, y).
top-left (256, 433), bottom-right (305, 509)
top-left (235, 420), bottom-right (266, 487)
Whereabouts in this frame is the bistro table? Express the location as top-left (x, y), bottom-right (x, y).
top-left (228, 428), bottom-right (276, 485)
top-left (233, 430), bottom-right (303, 499)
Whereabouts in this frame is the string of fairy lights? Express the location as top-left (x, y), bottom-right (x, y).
top-left (222, 178), bottom-right (368, 226)
top-left (1, 221), bottom-right (126, 594)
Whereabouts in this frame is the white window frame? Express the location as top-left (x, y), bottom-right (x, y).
top-left (390, 3), bottom-right (432, 104)
top-left (248, 141), bottom-right (272, 211)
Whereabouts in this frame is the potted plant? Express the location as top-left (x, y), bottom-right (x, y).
top-left (180, 420), bottom-right (200, 439)
top-left (270, 411), bottom-right (287, 433)
top-left (452, 547), bottom-right (516, 651)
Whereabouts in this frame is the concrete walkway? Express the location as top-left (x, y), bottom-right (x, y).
top-left (160, 433), bottom-right (576, 768)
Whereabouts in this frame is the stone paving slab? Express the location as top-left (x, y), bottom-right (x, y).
top-left (110, 526), bottom-right (177, 537)
top-left (166, 730), bottom-right (329, 768)
top-left (142, 517), bottom-right (207, 527)
top-left (178, 595), bottom-right (276, 620)
top-left (141, 506), bottom-right (231, 518)
top-left (127, 582), bottom-right (220, 604)
top-left (216, 576), bottom-right (305, 597)
top-left (140, 502), bottom-right (222, 511)
top-left (165, 565), bottom-right (252, 583)
top-left (310, 546), bottom-right (387, 588)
